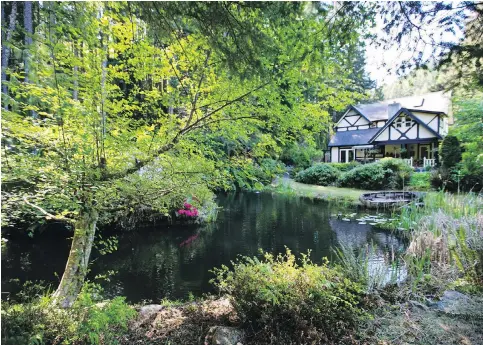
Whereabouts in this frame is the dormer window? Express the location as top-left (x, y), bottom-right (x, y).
top-left (395, 116), bottom-right (413, 128)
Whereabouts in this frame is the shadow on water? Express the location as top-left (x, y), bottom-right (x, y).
top-left (2, 192), bottom-right (405, 303)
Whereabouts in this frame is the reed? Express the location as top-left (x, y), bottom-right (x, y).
top-left (333, 242), bottom-right (398, 292)
top-left (396, 192), bottom-right (483, 283)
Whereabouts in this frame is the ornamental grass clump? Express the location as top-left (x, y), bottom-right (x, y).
top-left (211, 249), bottom-right (364, 344)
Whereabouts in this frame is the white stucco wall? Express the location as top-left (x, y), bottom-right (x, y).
top-left (331, 147), bottom-right (339, 163)
top-left (412, 112), bottom-right (439, 132)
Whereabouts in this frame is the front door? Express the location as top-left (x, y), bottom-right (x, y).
top-left (340, 149), bottom-right (355, 163)
top-left (420, 145), bottom-right (430, 159)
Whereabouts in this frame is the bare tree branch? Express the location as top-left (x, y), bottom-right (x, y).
top-left (23, 196), bottom-right (73, 223)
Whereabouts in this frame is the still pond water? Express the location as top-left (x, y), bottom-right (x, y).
top-left (2, 192), bottom-right (405, 303)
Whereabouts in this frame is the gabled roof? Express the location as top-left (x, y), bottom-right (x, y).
top-left (352, 91), bottom-right (451, 121)
top-left (368, 108), bottom-right (442, 143)
top-left (328, 127), bottom-right (380, 147)
top-left (335, 106), bottom-right (372, 126)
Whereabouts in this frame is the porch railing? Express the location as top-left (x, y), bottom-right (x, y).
top-left (403, 157), bottom-right (413, 167)
top-left (423, 158), bottom-right (436, 167)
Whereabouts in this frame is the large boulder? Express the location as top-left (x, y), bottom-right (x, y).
top-left (204, 326), bottom-right (244, 345)
top-left (431, 290), bottom-right (483, 317)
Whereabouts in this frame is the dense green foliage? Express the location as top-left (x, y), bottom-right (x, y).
top-left (327, 161), bottom-right (361, 172)
top-left (211, 249), bottom-right (364, 344)
top-left (294, 163), bottom-right (340, 186)
top-left (279, 143), bottom-right (322, 174)
top-left (441, 135), bottom-right (462, 170)
top-left (338, 159), bottom-right (413, 190)
top-left (1, 284), bottom-right (136, 345)
top-left (1, 1), bottom-right (377, 304)
top-left (409, 172), bottom-right (432, 191)
top-left (430, 98), bottom-right (482, 193)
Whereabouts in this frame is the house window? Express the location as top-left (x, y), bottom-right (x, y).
top-left (395, 116), bottom-right (413, 128)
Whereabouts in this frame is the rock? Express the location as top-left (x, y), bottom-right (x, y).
top-left (430, 290), bottom-right (483, 317)
top-left (204, 326), bottom-right (244, 345)
top-left (139, 304), bottom-right (164, 317)
top-left (409, 300), bottom-right (428, 310)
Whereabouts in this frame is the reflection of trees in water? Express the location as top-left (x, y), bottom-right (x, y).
top-left (330, 218), bottom-right (407, 285)
top-left (330, 219), bottom-right (405, 253)
top-left (89, 193), bottom-right (406, 302)
top-left (215, 193), bottom-right (339, 262)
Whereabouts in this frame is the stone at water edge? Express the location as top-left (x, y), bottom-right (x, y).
top-left (204, 326), bottom-right (245, 345)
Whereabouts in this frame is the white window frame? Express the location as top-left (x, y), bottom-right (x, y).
top-left (340, 148), bottom-right (355, 163)
top-left (395, 116), bottom-right (413, 128)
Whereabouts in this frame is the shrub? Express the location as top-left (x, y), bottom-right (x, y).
top-left (338, 159), bottom-right (413, 190)
top-left (1, 283), bottom-right (136, 345)
top-left (431, 166), bottom-right (483, 193)
top-left (229, 157), bottom-right (285, 191)
top-left (280, 144), bottom-right (322, 172)
top-left (327, 161), bottom-right (360, 172)
top-left (440, 135), bottom-right (462, 170)
top-left (409, 172), bottom-right (431, 191)
top-left (211, 249), bottom-right (364, 344)
top-left (294, 163), bottom-right (340, 186)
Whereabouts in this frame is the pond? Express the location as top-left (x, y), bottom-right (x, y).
top-left (2, 192), bottom-right (406, 303)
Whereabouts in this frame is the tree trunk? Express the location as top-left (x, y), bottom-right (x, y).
top-left (2, 2), bottom-right (18, 108)
top-left (24, 1), bottom-right (33, 84)
top-left (73, 42), bottom-right (79, 101)
top-left (52, 208), bottom-right (98, 308)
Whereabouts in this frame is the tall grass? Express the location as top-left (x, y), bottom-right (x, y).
top-left (395, 192), bottom-right (483, 284)
top-left (333, 242), bottom-right (402, 292)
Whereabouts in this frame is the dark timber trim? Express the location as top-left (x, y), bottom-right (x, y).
top-left (406, 109), bottom-right (446, 115)
top-left (373, 138), bottom-right (436, 145)
top-left (427, 114), bottom-right (439, 126)
top-left (392, 122), bottom-right (417, 139)
top-left (336, 105), bottom-right (372, 126)
top-left (368, 108), bottom-right (442, 143)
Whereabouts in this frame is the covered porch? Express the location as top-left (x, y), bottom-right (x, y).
top-left (337, 140), bottom-right (439, 168)
top-left (381, 141), bottom-right (439, 167)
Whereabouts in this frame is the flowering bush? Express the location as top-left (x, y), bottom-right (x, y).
top-left (177, 202), bottom-right (199, 218)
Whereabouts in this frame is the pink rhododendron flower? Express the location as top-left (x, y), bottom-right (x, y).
top-left (178, 200), bottom-right (199, 218)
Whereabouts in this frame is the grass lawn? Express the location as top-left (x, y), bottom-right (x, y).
top-left (272, 178), bottom-right (371, 204)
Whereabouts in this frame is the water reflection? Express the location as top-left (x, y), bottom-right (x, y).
top-left (2, 192), bottom-right (406, 303)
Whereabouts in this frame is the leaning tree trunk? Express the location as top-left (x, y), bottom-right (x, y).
top-left (52, 208), bottom-right (99, 308)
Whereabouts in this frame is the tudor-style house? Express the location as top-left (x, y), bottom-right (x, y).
top-left (328, 92), bottom-right (451, 167)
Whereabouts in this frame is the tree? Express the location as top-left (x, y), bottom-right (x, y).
top-left (23, 1), bottom-right (33, 84)
top-left (441, 135), bottom-right (462, 170)
top-left (1, 1), bottom-right (17, 108)
top-left (373, 2), bottom-right (482, 73)
top-left (2, 1), bottom-right (372, 307)
top-left (451, 97), bottom-right (483, 192)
